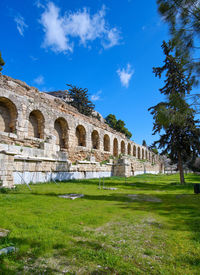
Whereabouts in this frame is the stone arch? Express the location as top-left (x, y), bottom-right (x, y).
top-left (149, 152), bottom-right (151, 161)
top-left (145, 150), bottom-right (148, 159)
top-left (138, 147), bottom-right (141, 159)
top-left (142, 148), bottom-right (144, 159)
top-left (0, 97), bottom-right (17, 133)
top-left (28, 110), bottom-right (44, 139)
top-left (121, 140), bottom-right (125, 154)
top-left (113, 138), bottom-right (118, 157)
top-left (104, 134), bottom-right (110, 152)
top-left (76, 125), bottom-right (86, 147)
top-left (152, 155), bottom-right (155, 164)
top-left (128, 143), bottom-right (131, 155)
top-left (133, 145), bottom-right (136, 157)
top-left (54, 117), bottom-right (68, 149)
top-left (91, 130), bottom-right (100, 149)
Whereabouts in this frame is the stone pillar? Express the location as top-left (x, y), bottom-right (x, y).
top-left (0, 151), bottom-right (15, 188)
top-left (113, 158), bottom-right (131, 177)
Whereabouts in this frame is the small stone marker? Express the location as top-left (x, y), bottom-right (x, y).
top-left (0, 246), bottom-right (17, 256)
top-left (0, 229), bottom-right (9, 238)
top-left (58, 194), bottom-right (84, 200)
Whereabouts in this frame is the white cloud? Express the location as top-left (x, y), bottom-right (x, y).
top-left (40, 2), bottom-right (72, 52)
top-left (39, 2), bottom-right (121, 53)
top-left (35, 0), bottom-right (45, 9)
top-left (30, 55), bottom-right (38, 61)
top-left (14, 15), bottom-right (28, 36)
top-left (102, 27), bottom-right (121, 49)
top-left (91, 90), bottom-right (102, 101)
top-left (117, 64), bottom-right (134, 88)
top-left (34, 75), bottom-right (45, 85)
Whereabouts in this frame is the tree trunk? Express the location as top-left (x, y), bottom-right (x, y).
top-left (178, 152), bottom-right (185, 184)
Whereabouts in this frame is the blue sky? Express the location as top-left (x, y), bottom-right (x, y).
top-left (0, 0), bottom-right (170, 145)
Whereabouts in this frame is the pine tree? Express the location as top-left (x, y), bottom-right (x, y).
top-left (142, 140), bottom-right (147, 147)
top-left (157, 0), bottom-right (200, 80)
top-left (0, 51), bottom-right (5, 71)
top-left (157, 0), bottom-right (200, 112)
top-left (67, 84), bottom-right (95, 116)
top-left (149, 41), bottom-right (200, 184)
top-left (105, 114), bottom-right (117, 129)
top-left (105, 114), bottom-right (132, 139)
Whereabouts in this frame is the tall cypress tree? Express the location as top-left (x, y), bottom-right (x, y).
top-left (0, 51), bottom-right (5, 71)
top-left (149, 41), bottom-right (200, 184)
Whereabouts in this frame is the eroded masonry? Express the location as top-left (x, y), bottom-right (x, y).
top-left (0, 74), bottom-right (164, 188)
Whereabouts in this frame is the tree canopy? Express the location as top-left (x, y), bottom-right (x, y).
top-left (142, 140), bottom-right (147, 147)
top-left (0, 51), bottom-right (5, 71)
top-left (67, 84), bottom-right (95, 116)
top-left (151, 147), bottom-right (158, 155)
top-left (149, 41), bottom-right (200, 184)
top-left (105, 114), bottom-right (132, 139)
top-left (157, 0), bottom-right (200, 80)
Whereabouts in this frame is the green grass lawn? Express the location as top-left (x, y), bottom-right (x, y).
top-left (0, 173), bottom-right (200, 274)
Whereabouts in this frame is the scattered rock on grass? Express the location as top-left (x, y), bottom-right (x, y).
top-left (103, 187), bottom-right (118, 190)
top-left (58, 194), bottom-right (84, 200)
top-left (0, 228), bottom-right (9, 238)
top-left (127, 194), bottom-right (162, 203)
top-left (0, 246), bottom-right (17, 256)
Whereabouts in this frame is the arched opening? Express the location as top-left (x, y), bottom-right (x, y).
top-left (0, 97), bottom-right (17, 133)
top-left (113, 138), bottom-right (118, 157)
top-left (54, 117), bottom-right (68, 149)
top-left (28, 110), bottom-right (44, 139)
top-left (104, 134), bottom-right (110, 152)
top-left (145, 150), bottom-right (148, 159)
top-left (149, 152), bottom-right (151, 161)
top-left (128, 143), bottom-right (131, 155)
top-left (91, 130), bottom-right (100, 149)
top-left (138, 147), bottom-right (141, 159)
top-left (142, 148), bottom-right (144, 159)
top-left (121, 141), bottom-right (125, 154)
top-left (133, 145), bottom-right (136, 157)
top-left (76, 125), bottom-right (86, 147)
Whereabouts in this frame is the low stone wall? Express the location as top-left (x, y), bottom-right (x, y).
top-left (0, 143), bottom-right (162, 187)
top-left (13, 171), bottom-right (113, 185)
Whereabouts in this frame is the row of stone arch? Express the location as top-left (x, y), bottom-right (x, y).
top-left (0, 97), bottom-right (155, 160)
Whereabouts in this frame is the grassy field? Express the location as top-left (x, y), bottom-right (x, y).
top-left (0, 173), bottom-right (200, 274)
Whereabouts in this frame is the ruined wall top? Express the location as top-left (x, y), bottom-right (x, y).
top-left (0, 74), bottom-right (128, 140)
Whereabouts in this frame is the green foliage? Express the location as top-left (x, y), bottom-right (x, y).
top-left (95, 113), bottom-right (101, 121)
top-left (0, 187), bottom-right (9, 194)
top-left (105, 114), bottom-right (132, 139)
top-left (142, 140), bottom-right (147, 147)
top-left (0, 51), bottom-right (5, 71)
top-left (105, 114), bottom-right (117, 129)
top-left (67, 84), bottom-right (95, 116)
top-left (149, 41), bottom-right (200, 184)
top-left (151, 148), bottom-right (158, 155)
top-left (157, 0), bottom-right (200, 82)
top-left (100, 159), bottom-right (109, 165)
top-left (188, 157), bottom-right (200, 172)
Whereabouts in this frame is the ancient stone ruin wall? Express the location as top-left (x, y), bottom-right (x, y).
top-left (0, 74), bottom-right (163, 188)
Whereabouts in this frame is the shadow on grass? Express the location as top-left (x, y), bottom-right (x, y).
top-left (5, 180), bottom-right (196, 198)
top-left (0, 235), bottom-right (66, 274)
